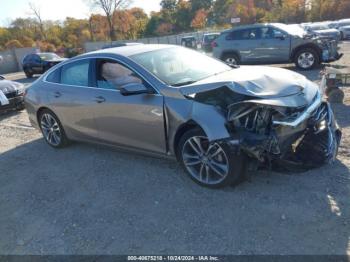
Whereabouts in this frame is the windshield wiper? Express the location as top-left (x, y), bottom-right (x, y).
top-left (171, 80), bottom-right (197, 87)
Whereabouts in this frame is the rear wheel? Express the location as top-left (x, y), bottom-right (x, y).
top-left (294, 48), bottom-right (319, 70)
top-left (222, 53), bottom-right (240, 66)
top-left (177, 128), bottom-right (246, 188)
top-left (39, 109), bottom-right (69, 148)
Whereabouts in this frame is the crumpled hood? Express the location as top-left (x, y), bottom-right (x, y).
top-left (0, 80), bottom-right (24, 94)
top-left (180, 66), bottom-right (319, 108)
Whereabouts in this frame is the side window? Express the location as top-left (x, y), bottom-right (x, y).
top-left (226, 28), bottom-right (259, 40)
top-left (61, 60), bottom-right (90, 87)
top-left (260, 27), bottom-right (273, 39)
top-left (96, 59), bottom-right (143, 90)
top-left (46, 68), bottom-right (61, 83)
top-left (226, 30), bottom-right (242, 40)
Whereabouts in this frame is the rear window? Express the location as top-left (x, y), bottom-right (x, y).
top-left (46, 68), bottom-right (61, 83)
top-left (61, 60), bottom-right (90, 87)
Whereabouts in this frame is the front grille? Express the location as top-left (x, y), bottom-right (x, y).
top-left (5, 91), bottom-right (17, 99)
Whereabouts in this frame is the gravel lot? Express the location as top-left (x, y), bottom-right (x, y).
top-left (1, 43), bottom-right (350, 255)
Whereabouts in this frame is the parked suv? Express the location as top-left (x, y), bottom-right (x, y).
top-left (22, 52), bottom-right (66, 78)
top-left (201, 33), bottom-right (220, 52)
top-left (213, 23), bottom-right (342, 70)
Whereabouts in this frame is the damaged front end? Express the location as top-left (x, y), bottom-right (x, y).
top-left (181, 74), bottom-right (341, 170)
top-left (226, 98), bottom-right (341, 170)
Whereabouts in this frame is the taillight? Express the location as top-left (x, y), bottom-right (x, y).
top-left (211, 41), bottom-right (218, 48)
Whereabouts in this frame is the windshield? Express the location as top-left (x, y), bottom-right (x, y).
top-left (131, 47), bottom-right (231, 86)
top-left (39, 53), bottom-right (61, 60)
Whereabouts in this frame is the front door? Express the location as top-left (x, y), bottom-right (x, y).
top-left (257, 27), bottom-right (291, 63)
top-left (92, 58), bottom-right (166, 154)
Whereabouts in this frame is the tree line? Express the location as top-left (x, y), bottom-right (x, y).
top-left (0, 0), bottom-right (349, 56)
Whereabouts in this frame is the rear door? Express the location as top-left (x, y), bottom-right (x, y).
top-left (91, 58), bottom-right (166, 154)
top-left (45, 58), bottom-right (100, 141)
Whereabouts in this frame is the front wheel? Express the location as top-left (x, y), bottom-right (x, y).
top-left (177, 128), bottom-right (246, 188)
top-left (24, 69), bottom-right (33, 78)
top-left (294, 48), bottom-right (320, 70)
top-left (39, 109), bottom-right (69, 148)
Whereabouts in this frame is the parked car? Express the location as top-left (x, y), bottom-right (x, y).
top-left (24, 44), bottom-right (341, 188)
top-left (302, 23), bottom-right (341, 41)
top-left (181, 36), bottom-right (197, 49)
top-left (330, 19), bottom-right (350, 29)
top-left (212, 23), bottom-right (342, 70)
top-left (102, 42), bottom-right (143, 49)
top-left (339, 25), bottom-right (350, 40)
top-left (201, 33), bottom-right (220, 52)
top-left (22, 52), bottom-right (67, 78)
top-left (0, 76), bottom-right (25, 112)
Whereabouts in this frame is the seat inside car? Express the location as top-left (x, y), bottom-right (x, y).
top-left (97, 60), bottom-right (142, 89)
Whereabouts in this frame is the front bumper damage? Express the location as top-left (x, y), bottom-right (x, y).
top-left (224, 101), bottom-right (341, 170)
top-left (321, 40), bottom-right (343, 62)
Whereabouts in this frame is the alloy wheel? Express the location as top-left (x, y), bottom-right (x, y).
top-left (225, 57), bottom-right (237, 65)
top-left (298, 52), bottom-right (315, 69)
top-left (40, 113), bottom-right (61, 146)
top-left (182, 136), bottom-right (229, 185)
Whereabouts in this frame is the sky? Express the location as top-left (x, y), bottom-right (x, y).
top-left (0, 0), bottom-right (161, 26)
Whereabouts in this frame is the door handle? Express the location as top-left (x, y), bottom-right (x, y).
top-left (54, 91), bottom-right (61, 98)
top-left (95, 96), bottom-right (106, 103)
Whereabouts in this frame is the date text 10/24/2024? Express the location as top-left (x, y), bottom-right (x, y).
top-left (127, 256), bottom-right (219, 261)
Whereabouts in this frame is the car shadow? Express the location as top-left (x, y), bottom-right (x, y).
top-left (0, 137), bottom-right (349, 254)
top-left (0, 108), bottom-right (24, 121)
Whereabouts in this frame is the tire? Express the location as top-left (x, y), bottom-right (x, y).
top-left (177, 128), bottom-right (246, 188)
top-left (222, 53), bottom-right (240, 66)
top-left (294, 48), bottom-right (320, 70)
top-left (24, 69), bottom-right (33, 78)
top-left (38, 109), bottom-right (69, 148)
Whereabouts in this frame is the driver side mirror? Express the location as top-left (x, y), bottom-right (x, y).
top-left (120, 83), bottom-right (153, 96)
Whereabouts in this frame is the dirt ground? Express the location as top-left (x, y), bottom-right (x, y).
top-left (0, 43), bottom-right (350, 255)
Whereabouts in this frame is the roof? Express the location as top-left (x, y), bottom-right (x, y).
top-left (87, 44), bottom-right (174, 57)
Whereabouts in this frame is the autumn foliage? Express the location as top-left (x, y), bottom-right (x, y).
top-left (0, 0), bottom-right (350, 53)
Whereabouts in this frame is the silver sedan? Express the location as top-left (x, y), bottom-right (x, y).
top-left (24, 45), bottom-right (341, 188)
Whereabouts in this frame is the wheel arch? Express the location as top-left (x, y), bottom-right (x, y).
top-left (36, 106), bottom-right (57, 125)
top-left (290, 43), bottom-right (322, 61)
top-left (173, 120), bottom-right (205, 159)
